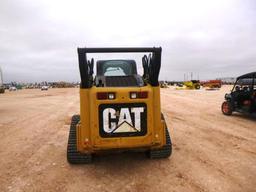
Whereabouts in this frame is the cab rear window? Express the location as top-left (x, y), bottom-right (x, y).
top-left (104, 67), bottom-right (126, 76)
top-left (102, 60), bottom-right (133, 76)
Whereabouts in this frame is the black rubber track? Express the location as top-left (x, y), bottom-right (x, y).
top-left (147, 128), bottom-right (172, 159)
top-left (67, 115), bottom-right (92, 164)
top-left (147, 114), bottom-right (172, 159)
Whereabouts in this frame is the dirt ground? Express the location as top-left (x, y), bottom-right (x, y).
top-left (0, 86), bottom-right (255, 192)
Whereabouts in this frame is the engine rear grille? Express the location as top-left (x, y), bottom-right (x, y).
top-left (105, 76), bottom-right (138, 87)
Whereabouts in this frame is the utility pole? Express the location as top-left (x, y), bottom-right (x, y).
top-left (0, 66), bottom-right (5, 93)
top-left (0, 67), bottom-right (3, 85)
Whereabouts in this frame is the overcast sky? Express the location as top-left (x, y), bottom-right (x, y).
top-left (0, 0), bottom-right (256, 83)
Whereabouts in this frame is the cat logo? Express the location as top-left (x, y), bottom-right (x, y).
top-left (99, 103), bottom-right (147, 137)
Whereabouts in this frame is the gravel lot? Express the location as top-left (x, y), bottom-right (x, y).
top-left (0, 86), bottom-right (255, 192)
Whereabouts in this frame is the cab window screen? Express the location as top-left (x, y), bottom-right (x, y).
top-left (237, 78), bottom-right (253, 86)
top-left (102, 61), bottom-right (132, 76)
top-left (104, 67), bottom-right (126, 76)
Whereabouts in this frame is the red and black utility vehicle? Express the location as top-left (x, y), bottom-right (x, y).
top-left (221, 72), bottom-right (256, 116)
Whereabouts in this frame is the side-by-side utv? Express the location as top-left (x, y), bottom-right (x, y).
top-left (221, 72), bottom-right (256, 116)
top-left (67, 47), bottom-right (172, 164)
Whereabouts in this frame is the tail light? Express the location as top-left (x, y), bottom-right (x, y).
top-left (130, 92), bottom-right (137, 99)
top-left (243, 100), bottom-right (251, 105)
top-left (97, 92), bottom-right (115, 100)
top-left (130, 91), bottom-right (148, 99)
top-left (108, 93), bottom-right (115, 100)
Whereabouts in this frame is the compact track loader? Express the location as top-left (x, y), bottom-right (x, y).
top-left (67, 47), bottom-right (172, 164)
top-left (175, 80), bottom-right (200, 90)
top-left (184, 80), bottom-right (200, 89)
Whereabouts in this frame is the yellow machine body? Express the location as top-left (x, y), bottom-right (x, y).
top-left (67, 47), bottom-right (172, 163)
top-left (76, 85), bottom-right (167, 153)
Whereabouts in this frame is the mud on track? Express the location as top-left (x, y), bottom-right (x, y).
top-left (0, 86), bottom-right (255, 192)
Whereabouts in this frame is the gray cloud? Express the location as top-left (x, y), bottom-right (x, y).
top-left (0, 0), bottom-right (256, 83)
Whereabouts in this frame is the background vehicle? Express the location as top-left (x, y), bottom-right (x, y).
top-left (160, 81), bottom-right (168, 88)
top-left (201, 80), bottom-right (222, 89)
top-left (221, 72), bottom-right (256, 115)
top-left (16, 84), bottom-right (23, 90)
top-left (9, 86), bottom-right (17, 91)
top-left (41, 86), bottom-right (48, 91)
top-left (67, 47), bottom-right (172, 164)
top-left (185, 80), bottom-right (200, 89)
top-left (176, 80), bottom-right (200, 90)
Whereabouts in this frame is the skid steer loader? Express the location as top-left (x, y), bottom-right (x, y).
top-left (67, 47), bottom-right (172, 164)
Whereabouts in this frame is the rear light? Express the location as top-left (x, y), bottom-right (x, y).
top-left (97, 92), bottom-right (115, 100)
top-left (130, 92), bottom-right (137, 99)
top-left (138, 91), bottom-right (148, 98)
top-left (243, 100), bottom-right (251, 105)
top-left (108, 93), bottom-right (115, 100)
top-left (130, 91), bottom-right (148, 99)
top-left (97, 92), bottom-right (108, 100)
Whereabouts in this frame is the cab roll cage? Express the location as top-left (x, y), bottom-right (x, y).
top-left (231, 72), bottom-right (256, 92)
top-left (77, 47), bottom-right (162, 88)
